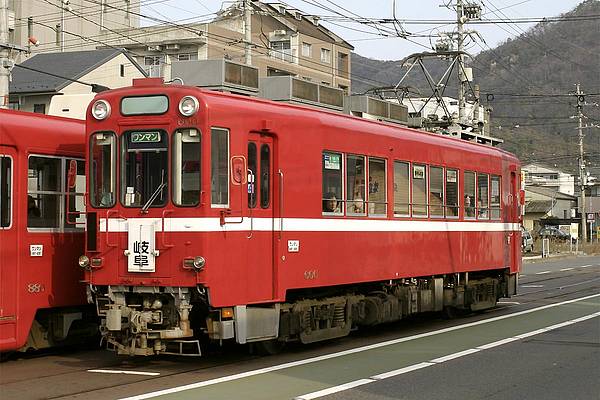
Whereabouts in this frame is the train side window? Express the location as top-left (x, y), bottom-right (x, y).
top-left (368, 158), bottom-right (386, 216)
top-left (429, 166), bottom-right (444, 217)
top-left (28, 156), bottom-right (61, 229)
top-left (446, 169), bottom-right (459, 218)
top-left (173, 129), bottom-right (201, 206)
top-left (65, 159), bottom-right (86, 230)
top-left (90, 132), bottom-right (116, 208)
top-left (260, 144), bottom-right (270, 208)
top-left (490, 175), bottom-right (501, 219)
top-left (412, 164), bottom-right (427, 217)
top-left (346, 155), bottom-right (365, 215)
top-left (393, 161), bottom-right (410, 217)
top-left (211, 128), bottom-right (229, 207)
top-left (477, 173), bottom-right (489, 219)
top-left (0, 156), bottom-right (12, 228)
top-left (247, 142), bottom-right (257, 208)
top-left (322, 152), bottom-right (343, 215)
top-left (464, 171), bottom-right (476, 219)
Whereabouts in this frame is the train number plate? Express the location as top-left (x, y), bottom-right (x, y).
top-left (30, 244), bottom-right (43, 257)
top-left (288, 240), bottom-right (299, 252)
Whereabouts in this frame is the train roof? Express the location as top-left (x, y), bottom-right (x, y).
top-left (0, 109), bottom-right (85, 154)
top-left (96, 80), bottom-right (520, 165)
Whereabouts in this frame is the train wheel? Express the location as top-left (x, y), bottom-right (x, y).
top-left (251, 339), bottom-right (286, 356)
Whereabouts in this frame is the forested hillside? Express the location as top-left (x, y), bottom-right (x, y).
top-left (351, 0), bottom-right (600, 175)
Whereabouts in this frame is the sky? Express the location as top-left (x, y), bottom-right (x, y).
top-left (140, 0), bottom-right (585, 60)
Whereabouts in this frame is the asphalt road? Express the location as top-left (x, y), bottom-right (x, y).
top-left (1, 256), bottom-right (598, 400)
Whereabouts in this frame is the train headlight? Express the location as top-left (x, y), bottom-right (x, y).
top-left (78, 255), bottom-right (90, 268)
top-left (179, 96), bottom-right (199, 117)
top-left (193, 256), bottom-right (206, 270)
top-left (91, 100), bottom-right (111, 120)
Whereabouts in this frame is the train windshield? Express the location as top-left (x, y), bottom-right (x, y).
top-left (121, 130), bottom-right (168, 208)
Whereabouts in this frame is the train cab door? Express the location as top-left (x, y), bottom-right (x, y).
top-left (0, 147), bottom-right (17, 348)
top-left (246, 133), bottom-right (275, 301)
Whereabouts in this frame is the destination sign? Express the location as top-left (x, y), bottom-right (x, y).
top-left (131, 132), bottom-right (161, 143)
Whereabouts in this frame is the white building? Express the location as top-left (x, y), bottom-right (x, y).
top-left (522, 163), bottom-right (575, 196)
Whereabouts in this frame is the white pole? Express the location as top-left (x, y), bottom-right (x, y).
top-left (0, 0), bottom-right (10, 108)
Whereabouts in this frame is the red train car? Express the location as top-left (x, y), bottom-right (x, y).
top-left (82, 78), bottom-right (521, 356)
top-left (0, 110), bottom-right (95, 353)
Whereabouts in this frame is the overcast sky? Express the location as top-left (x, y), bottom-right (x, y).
top-left (141, 0), bottom-right (584, 60)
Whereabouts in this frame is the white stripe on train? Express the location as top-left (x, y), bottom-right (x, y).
top-left (99, 217), bottom-right (521, 233)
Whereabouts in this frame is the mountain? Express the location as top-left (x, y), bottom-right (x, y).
top-left (351, 0), bottom-right (600, 176)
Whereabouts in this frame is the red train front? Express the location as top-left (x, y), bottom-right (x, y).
top-left (82, 78), bottom-right (522, 356)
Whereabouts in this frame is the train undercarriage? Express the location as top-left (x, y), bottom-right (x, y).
top-left (90, 268), bottom-right (517, 356)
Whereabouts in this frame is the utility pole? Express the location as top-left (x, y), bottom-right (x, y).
top-left (0, 0), bottom-right (10, 108)
top-left (576, 83), bottom-right (587, 243)
top-left (456, 0), bottom-right (466, 124)
top-left (243, 0), bottom-right (252, 65)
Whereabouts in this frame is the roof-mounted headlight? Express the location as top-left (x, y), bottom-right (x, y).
top-left (179, 96), bottom-right (199, 117)
top-left (91, 100), bottom-right (111, 120)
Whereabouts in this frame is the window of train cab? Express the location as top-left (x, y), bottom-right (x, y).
top-left (0, 156), bottom-right (12, 229)
top-left (172, 129), bottom-right (201, 207)
top-left (90, 132), bottom-right (116, 208)
top-left (211, 128), bottom-right (229, 208)
top-left (27, 155), bottom-right (85, 231)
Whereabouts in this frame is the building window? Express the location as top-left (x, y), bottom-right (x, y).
top-left (429, 166), bottom-right (444, 217)
top-left (120, 64), bottom-right (125, 77)
top-left (412, 164), bottom-right (427, 217)
top-left (172, 129), bottom-right (201, 206)
top-left (302, 42), bottom-right (312, 57)
top-left (321, 48), bottom-right (331, 63)
top-left (337, 52), bottom-right (349, 78)
top-left (393, 161), bottom-right (410, 216)
top-left (346, 155), bottom-right (365, 215)
top-left (322, 152), bottom-right (343, 214)
top-left (211, 128), bottom-right (229, 207)
top-left (144, 55), bottom-right (165, 77)
top-left (0, 156), bottom-right (12, 228)
top-left (271, 40), bottom-right (293, 63)
top-left (33, 104), bottom-right (45, 114)
top-left (464, 171), bottom-right (476, 218)
top-left (176, 53), bottom-right (198, 61)
top-left (368, 158), bottom-right (386, 216)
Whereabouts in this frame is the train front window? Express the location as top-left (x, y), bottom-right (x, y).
top-left (90, 132), bottom-right (116, 208)
top-left (121, 130), bottom-right (168, 208)
top-left (173, 129), bottom-right (201, 206)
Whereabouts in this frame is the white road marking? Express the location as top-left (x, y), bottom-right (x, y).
top-left (294, 311), bottom-right (600, 400)
top-left (119, 294), bottom-right (600, 400)
top-left (497, 301), bottom-right (521, 304)
top-left (579, 265), bottom-right (593, 268)
top-left (520, 285), bottom-right (543, 288)
top-left (519, 274), bottom-right (526, 278)
top-left (370, 362), bottom-right (433, 380)
top-left (88, 369), bottom-right (160, 376)
top-left (293, 379), bottom-right (374, 400)
top-left (560, 268), bottom-right (574, 271)
top-left (535, 271), bottom-right (551, 275)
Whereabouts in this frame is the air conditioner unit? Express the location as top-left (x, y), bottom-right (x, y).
top-left (165, 44), bottom-right (180, 50)
top-left (273, 30), bottom-right (287, 36)
top-left (147, 45), bottom-right (162, 51)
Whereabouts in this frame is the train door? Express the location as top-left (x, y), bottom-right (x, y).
top-left (247, 133), bottom-right (275, 300)
top-left (509, 171), bottom-right (520, 269)
top-left (0, 147), bottom-right (17, 348)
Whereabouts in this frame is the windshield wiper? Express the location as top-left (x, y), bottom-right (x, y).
top-left (141, 170), bottom-right (165, 212)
